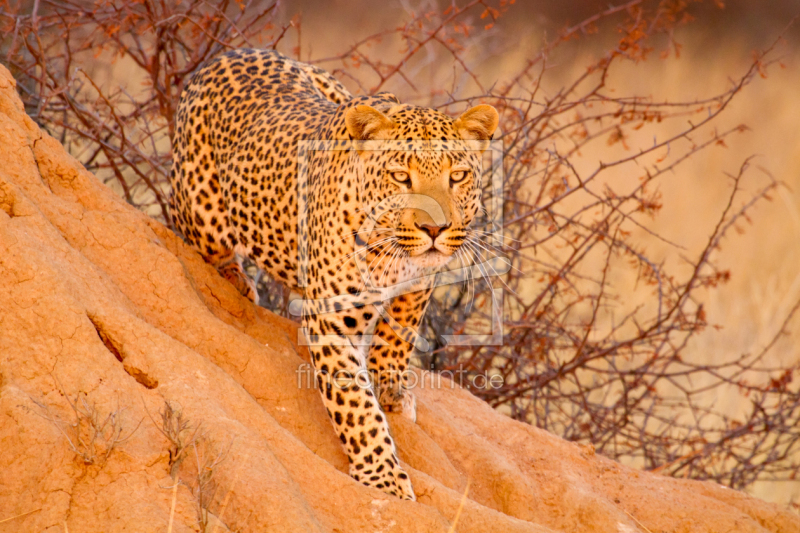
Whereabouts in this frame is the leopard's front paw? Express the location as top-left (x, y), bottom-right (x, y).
top-left (398, 389), bottom-right (417, 423)
top-left (218, 262), bottom-right (259, 303)
top-left (393, 468), bottom-right (416, 501)
top-left (352, 461), bottom-right (416, 501)
top-left (379, 386), bottom-right (417, 423)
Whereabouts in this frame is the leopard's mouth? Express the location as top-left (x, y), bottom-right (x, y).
top-left (407, 247), bottom-right (454, 269)
top-left (404, 238), bottom-right (457, 257)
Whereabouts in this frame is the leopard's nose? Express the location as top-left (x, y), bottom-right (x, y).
top-left (416, 222), bottom-right (451, 239)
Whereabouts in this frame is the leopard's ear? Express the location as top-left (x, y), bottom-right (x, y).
top-left (454, 104), bottom-right (499, 141)
top-left (375, 91), bottom-right (400, 104)
top-left (345, 105), bottom-right (396, 140)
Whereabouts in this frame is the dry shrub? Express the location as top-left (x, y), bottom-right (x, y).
top-left (3, 0), bottom-right (798, 499)
top-left (148, 401), bottom-right (233, 532)
top-left (1, 0), bottom-right (290, 219)
top-left (30, 385), bottom-right (140, 467)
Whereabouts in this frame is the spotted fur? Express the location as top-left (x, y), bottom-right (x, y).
top-left (170, 48), bottom-right (498, 500)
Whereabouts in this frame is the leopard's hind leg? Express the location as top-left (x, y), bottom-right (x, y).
top-left (210, 250), bottom-right (258, 303)
top-left (169, 94), bottom-right (257, 303)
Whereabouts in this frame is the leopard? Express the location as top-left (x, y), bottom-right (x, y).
top-left (169, 48), bottom-right (498, 500)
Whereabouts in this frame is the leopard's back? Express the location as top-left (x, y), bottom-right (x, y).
top-left (169, 48), bottom-right (350, 288)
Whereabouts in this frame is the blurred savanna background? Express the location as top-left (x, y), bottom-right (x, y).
top-left (2, 0), bottom-right (799, 510)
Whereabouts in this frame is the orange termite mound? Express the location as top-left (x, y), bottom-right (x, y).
top-left (0, 64), bottom-right (797, 533)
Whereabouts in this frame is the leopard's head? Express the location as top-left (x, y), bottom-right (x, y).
top-left (344, 103), bottom-right (499, 272)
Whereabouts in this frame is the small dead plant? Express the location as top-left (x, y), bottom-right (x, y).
top-left (190, 435), bottom-right (233, 532)
top-left (152, 400), bottom-right (200, 479)
top-left (30, 391), bottom-right (139, 466)
top-left (148, 400), bottom-right (233, 533)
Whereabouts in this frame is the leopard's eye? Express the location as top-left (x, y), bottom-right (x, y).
top-left (391, 171), bottom-right (411, 185)
top-left (450, 170), bottom-right (469, 184)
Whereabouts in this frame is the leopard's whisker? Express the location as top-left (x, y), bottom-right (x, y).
top-left (466, 233), bottom-right (524, 277)
top-left (334, 236), bottom-right (396, 269)
top-left (472, 241), bottom-right (519, 296)
top-left (452, 246), bottom-right (473, 314)
top-left (464, 241), bottom-right (502, 313)
top-left (375, 242), bottom-right (400, 286)
top-left (331, 227), bottom-right (393, 248)
top-left (455, 243), bottom-right (477, 314)
top-left (362, 240), bottom-right (398, 289)
top-left (380, 243), bottom-right (404, 286)
top-left (469, 229), bottom-right (522, 246)
top-left (394, 247), bottom-right (408, 277)
top-left (466, 237), bottom-right (518, 298)
top-left (333, 240), bottom-right (397, 295)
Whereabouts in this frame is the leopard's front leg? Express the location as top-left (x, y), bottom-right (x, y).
top-left (369, 288), bottom-right (433, 423)
top-left (304, 310), bottom-right (416, 500)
